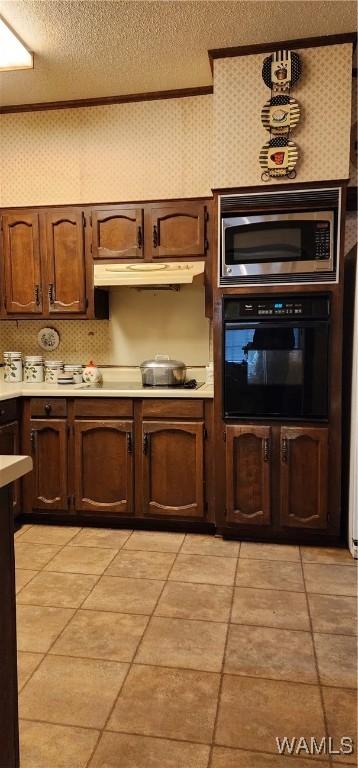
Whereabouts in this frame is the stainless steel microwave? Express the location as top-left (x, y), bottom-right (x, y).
top-left (219, 187), bottom-right (340, 286)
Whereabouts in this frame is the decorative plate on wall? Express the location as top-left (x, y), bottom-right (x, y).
top-left (37, 327), bottom-right (60, 351)
top-left (259, 137), bottom-right (299, 180)
top-left (262, 50), bottom-right (301, 92)
top-left (261, 95), bottom-right (301, 135)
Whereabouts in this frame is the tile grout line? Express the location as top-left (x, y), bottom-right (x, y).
top-left (299, 545), bottom-right (333, 768)
top-left (15, 600), bottom-right (358, 637)
top-left (207, 542), bottom-right (241, 768)
top-left (82, 531), bottom-right (190, 768)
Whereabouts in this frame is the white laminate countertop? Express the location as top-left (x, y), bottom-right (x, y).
top-left (0, 455), bottom-right (33, 489)
top-left (0, 369), bottom-right (214, 401)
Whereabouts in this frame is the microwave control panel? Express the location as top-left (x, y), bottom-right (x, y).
top-left (314, 221), bottom-right (331, 259)
top-left (224, 296), bottom-right (330, 321)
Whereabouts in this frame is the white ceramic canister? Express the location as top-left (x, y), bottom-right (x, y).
top-left (24, 355), bottom-right (44, 383)
top-left (44, 360), bottom-right (64, 383)
top-left (64, 364), bottom-right (83, 384)
top-left (3, 351), bottom-right (23, 383)
top-left (82, 360), bottom-right (102, 385)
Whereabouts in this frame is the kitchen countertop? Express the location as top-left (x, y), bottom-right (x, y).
top-left (0, 455), bottom-right (32, 489)
top-left (0, 377), bottom-right (214, 401)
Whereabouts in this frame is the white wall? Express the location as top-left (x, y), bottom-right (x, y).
top-left (109, 281), bottom-right (210, 366)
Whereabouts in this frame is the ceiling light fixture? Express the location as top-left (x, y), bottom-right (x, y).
top-left (0, 16), bottom-right (33, 71)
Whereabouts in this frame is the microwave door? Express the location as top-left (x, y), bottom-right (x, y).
top-left (221, 211), bottom-right (335, 281)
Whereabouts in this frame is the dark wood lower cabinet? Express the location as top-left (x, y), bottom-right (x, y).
top-left (226, 425), bottom-right (271, 526)
top-left (30, 419), bottom-right (68, 511)
top-left (74, 420), bottom-right (133, 514)
top-left (224, 423), bottom-right (330, 536)
top-left (0, 421), bottom-right (20, 517)
top-left (142, 420), bottom-right (205, 518)
top-left (280, 426), bottom-right (329, 529)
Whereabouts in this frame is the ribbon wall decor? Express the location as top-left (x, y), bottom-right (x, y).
top-left (260, 49), bottom-right (302, 181)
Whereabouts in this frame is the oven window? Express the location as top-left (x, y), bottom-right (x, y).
top-left (226, 327), bottom-right (303, 386)
top-left (224, 323), bottom-right (329, 419)
top-left (225, 221), bottom-right (304, 264)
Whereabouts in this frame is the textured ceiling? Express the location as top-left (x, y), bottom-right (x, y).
top-left (0, 0), bottom-right (356, 106)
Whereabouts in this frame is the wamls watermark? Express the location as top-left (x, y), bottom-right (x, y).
top-left (276, 736), bottom-right (354, 757)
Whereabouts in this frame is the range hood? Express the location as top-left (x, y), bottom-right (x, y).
top-left (94, 261), bottom-right (205, 287)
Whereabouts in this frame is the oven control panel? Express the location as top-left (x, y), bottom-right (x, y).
top-left (224, 296), bottom-right (330, 321)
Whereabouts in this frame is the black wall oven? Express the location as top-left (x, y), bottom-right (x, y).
top-left (223, 295), bottom-right (330, 420)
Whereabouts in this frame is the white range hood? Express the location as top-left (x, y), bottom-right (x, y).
top-left (94, 261), bottom-right (205, 287)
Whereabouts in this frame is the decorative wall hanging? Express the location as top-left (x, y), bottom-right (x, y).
top-left (260, 49), bottom-right (302, 181)
top-left (37, 327), bottom-right (60, 351)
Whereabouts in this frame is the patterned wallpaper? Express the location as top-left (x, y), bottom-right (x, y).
top-left (0, 46), bottom-right (353, 206)
top-left (0, 95), bottom-right (213, 206)
top-left (0, 320), bottom-right (111, 366)
top-left (212, 44), bottom-right (353, 188)
top-left (345, 212), bottom-right (357, 255)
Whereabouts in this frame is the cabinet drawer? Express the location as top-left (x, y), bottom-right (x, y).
top-left (74, 398), bottom-right (133, 418)
top-left (141, 399), bottom-right (204, 419)
top-left (30, 398), bottom-right (67, 418)
top-left (0, 399), bottom-right (18, 424)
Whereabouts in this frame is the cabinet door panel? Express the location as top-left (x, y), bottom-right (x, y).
top-left (0, 422), bottom-right (20, 517)
top-left (2, 213), bottom-right (42, 314)
top-left (226, 425), bottom-right (271, 526)
top-left (92, 208), bottom-right (144, 259)
top-left (74, 420), bottom-right (133, 514)
top-left (142, 420), bottom-right (204, 518)
top-left (149, 203), bottom-right (206, 258)
top-left (280, 427), bottom-right (328, 529)
top-left (30, 420), bottom-right (68, 511)
top-left (45, 209), bottom-right (86, 313)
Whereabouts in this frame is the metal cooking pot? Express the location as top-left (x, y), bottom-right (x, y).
top-left (140, 354), bottom-right (186, 387)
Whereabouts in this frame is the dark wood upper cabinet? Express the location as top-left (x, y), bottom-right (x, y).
top-left (92, 207), bottom-right (144, 260)
top-left (226, 425), bottom-right (272, 526)
top-left (2, 212), bottom-right (42, 314)
top-left (141, 420), bottom-right (205, 519)
top-left (74, 420), bottom-right (133, 514)
top-left (280, 426), bottom-right (328, 529)
top-left (0, 421), bottom-right (20, 518)
top-left (44, 209), bottom-right (87, 314)
top-left (30, 419), bottom-right (68, 512)
top-left (148, 202), bottom-right (207, 259)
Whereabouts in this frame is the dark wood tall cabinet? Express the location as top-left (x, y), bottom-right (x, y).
top-left (2, 212), bottom-right (42, 314)
top-left (44, 209), bottom-right (87, 313)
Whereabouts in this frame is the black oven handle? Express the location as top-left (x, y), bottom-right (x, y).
top-left (225, 320), bottom-right (330, 330)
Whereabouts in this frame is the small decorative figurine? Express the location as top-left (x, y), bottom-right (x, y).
top-left (82, 360), bottom-right (103, 385)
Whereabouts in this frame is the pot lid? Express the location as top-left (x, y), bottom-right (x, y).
top-left (140, 354), bottom-right (185, 369)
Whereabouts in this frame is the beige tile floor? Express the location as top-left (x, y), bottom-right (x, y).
top-left (14, 525), bottom-right (357, 768)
